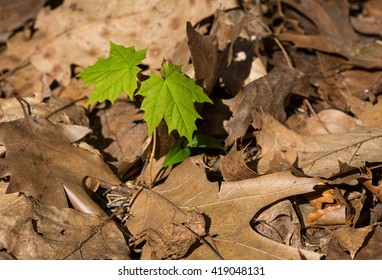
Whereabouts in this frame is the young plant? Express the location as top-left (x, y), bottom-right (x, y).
top-left (77, 41), bottom-right (220, 165)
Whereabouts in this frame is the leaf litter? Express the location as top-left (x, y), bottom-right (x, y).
top-left (1, 0), bottom-right (382, 260)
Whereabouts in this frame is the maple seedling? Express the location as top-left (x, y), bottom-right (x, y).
top-left (77, 41), bottom-right (218, 165)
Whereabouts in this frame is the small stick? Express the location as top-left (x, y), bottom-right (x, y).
top-left (147, 128), bottom-right (157, 188)
top-left (44, 96), bottom-right (87, 120)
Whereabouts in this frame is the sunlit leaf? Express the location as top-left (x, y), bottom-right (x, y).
top-left (138, 63), bottom-right (212, 142)
top-left (77, 42), bottom-right (146, 105)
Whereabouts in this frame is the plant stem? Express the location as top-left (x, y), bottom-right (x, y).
top-left (147, 128), bottom-right (157, 188)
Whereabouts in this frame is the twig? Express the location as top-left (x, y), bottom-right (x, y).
top-left (179, 224), bottom-right (224, 260)
top-left (304, 99), bottom-right (331, 134)
top-left (44, 96), bottom-right (88, 119)
top-left (61, 209), bottom-right (122, 259)
top-left (61, 182), bottom-right (136, 259)
top-left (256, 20), bottom-right (294, 68)
top-left (15, 96), bottom-right (32, 116)
top-left (0, 61), bottom-right (31, 82)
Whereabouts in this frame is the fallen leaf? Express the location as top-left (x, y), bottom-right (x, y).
top-left (344, 95), bottom-right (382, 128)
top-left (95, 100), bottom-right (147, 177)
top-left (332, 225), bottom-right (374, 259)
top-left (253, 199), bottom-right (302, 248)
top-left (336, 70), bottom-right (382, 101)
top-left (126, 158), bottom-right (323, 259)
top-left (0, 113), bottom-right (121, 215)
top-left (224, 68), bottom-right (305, 147)
top-left (220, 141), bottom-right (258, 181)
top-left (0, 0), bottom-right (46, 42)
top-left (145, 210), bottom-right (206, 260)
top-left (0, 96), bottom-right (89, 127)
top-left (0, 63), bottom-right (44, 97)
top-left (304, 109), bottom-right (361, 136)
top-left (0, 251), bottom-right (16, 260)
top-left (0, 193), bottom-right (130, 260)
top-left (186, 11), bottom-right (262, 95)
top-left (279, 0), bottom-right (382, 68)
top-left (186, 21), bottom-right (228, 94)
top-left (353, 224), bottom-right (382, 260)
top-left (255, 110), bottom-right (382, 178)
top-left (214, 9), bottom-right (269, 93)
top-left (27, 0), bottom-right (237, 86)
top-left (351, 0), bottom-right (382, 36)
top-left (59, 78), bottom-right (92, 104)
top-left (358, 167), bottom-right (382, 203)
top-left (298, 201), bottom-right (346, 227)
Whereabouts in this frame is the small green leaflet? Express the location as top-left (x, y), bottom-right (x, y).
top-left (77, 42), bottom-right (146, 105)
top-left (138, 63), bottom-right (213, 143)
top-left (163, 135), bottom-right (224, 167)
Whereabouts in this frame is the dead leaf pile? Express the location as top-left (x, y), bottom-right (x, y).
top-left (1, 0), bottom-right (382, 260)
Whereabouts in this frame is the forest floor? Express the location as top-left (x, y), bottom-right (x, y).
top-left (0, 0), bottom-right (382, 260)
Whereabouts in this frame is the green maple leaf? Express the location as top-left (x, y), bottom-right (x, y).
top-left (138, 63), bottom-right (212, 143)
top-left (77, 41), bottom-right (146, 105)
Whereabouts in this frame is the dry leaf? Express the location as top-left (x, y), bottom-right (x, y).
top-left (358, 167), bottom-right (382, 203)
top-left (0, 0), bottom-right (46, 42)
top-left (255, 111), bottom-right (382, 178)
top-left (126, 158), bottom-right (323, 259)
top-left (304, 109), bottom-right (361, 136)
top-left (27, 0), bottom-right (237, 86)
top-left (0, 114), bottom-right (121, 215)
top-left (253, 199), bottom-right (302, 248)
top-left (0, 193), bottom-right (130, 260)
top-left (0, 96), bottom-right (88, 126)
top-left (95, 101), bottom-right (147, 177)
top-left (146, 210), bottom-right (206, 260)
top-left (186, 10), bottom-right (262, 95)
top-left (351, 0), bottom-right (382, 36)
top-left (224, 68), bottom-right (305, 146)
top-left (220, 141), bottom-right (258, 181)
top-left (186, 21), bottom-right (228, 94)
top-left (299, 202), bottom-right (346, 227)
top-left (353, 224), bottom-right (382, 259)
top-left (344, 95), bottom-right (382, 128)
top-left (337, 70), bottom-right (382, 101)
top-left (332, 225), bottom-right (374, 259)
top-left (279, 0), bottom-right (382, 68)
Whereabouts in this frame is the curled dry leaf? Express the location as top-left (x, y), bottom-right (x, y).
top-left (358, 167), bottom-right (382, 203)
top-left (224, 68), bottom-right (305, 147)
top-left (253, 199), bottom-right (302, 248)
top-left (186, 10), bottom-right (264, 95)
top-left (0, 193), bottom-right (130, 260)
top-left (220, 141), bottom-right (258, 181)
top-left (298, 202), bottom-right (346, 228)
top-left (126, 158), bottom-right (323, 259)
top-left (186, 21), bottom-right (228, 95)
